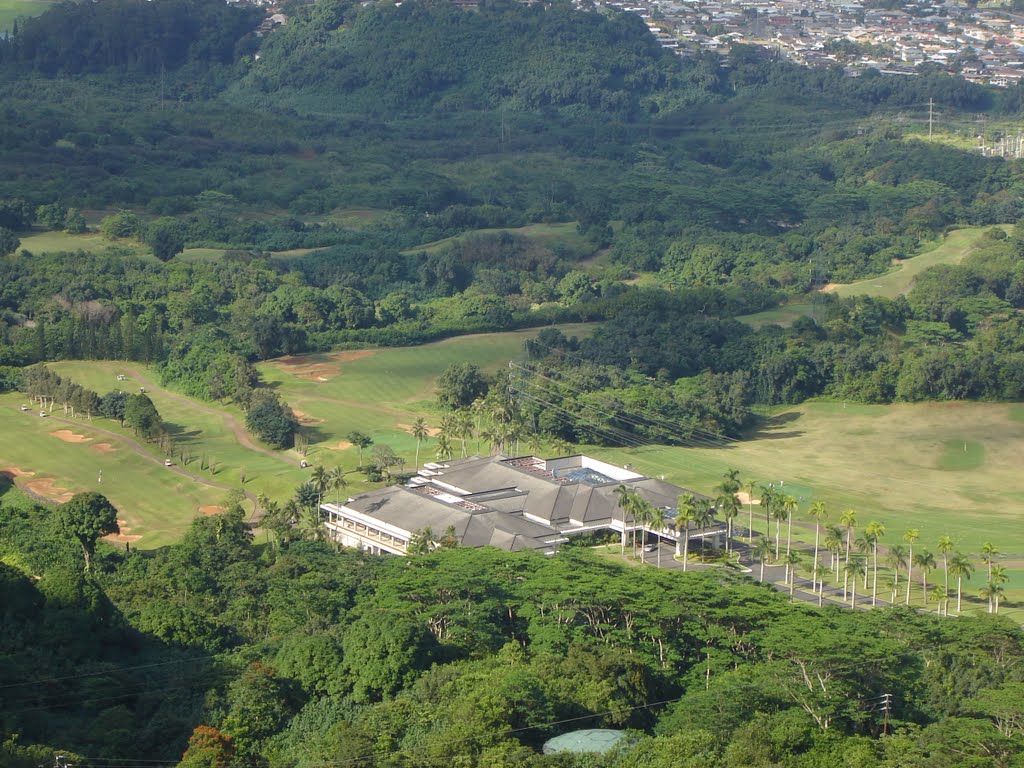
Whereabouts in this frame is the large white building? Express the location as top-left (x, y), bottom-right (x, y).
top-left (322, 454), bottom-right (722, 556)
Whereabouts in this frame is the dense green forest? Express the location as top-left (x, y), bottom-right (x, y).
top-left (2, 495), bottom-right (1024, 767)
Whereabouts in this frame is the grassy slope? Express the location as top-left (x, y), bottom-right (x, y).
top-left (399, 222), bottom-right (590, 256)
top-left (827, 225), bottom-right (1007, 299)
top-left (0, 0), bottom-right (51, 33)
top-left (16, 230), bottom-right (151, 258)
top-left (738, 226), bottom-right (1005, 328)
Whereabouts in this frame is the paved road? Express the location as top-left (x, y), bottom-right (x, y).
top-left (630, 536), bottom-right (925, 612)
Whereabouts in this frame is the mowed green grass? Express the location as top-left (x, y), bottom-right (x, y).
top-left (827, 226), bottom-right (1007, 299)
top-left (257, 324), bottom-right (596, 466)
top-left (586, 400), bottom-right (1024, 556)
top-left (0, 0), bottom-right (51, 32)
top-left (0, 393), bottom-right (225, 549)
top-left (16, 230), bottom-right (150, 258)
top-left (400, 222), bottom-right (590, 256)
top-left (0, 327), bottom-right (591, 546)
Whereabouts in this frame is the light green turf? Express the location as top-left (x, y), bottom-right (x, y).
top-left (827, 226), bottom-right (1009, 299)
top-left (0, 393), bottom-right (225, 548)
top-left (400, 222), bottom-right (589, 256)
top-left (582, 400), bottom-right (1024, 556)
top-left (0, 327), bottom-right (592, 546)
top-left (0, 0), bottom-right (51, 32)
top-left (937, 439), bottom-right (986, 471)
top-left (16, 230), bottom-right (151, 258)
top-left (737, 302), bottom-right (817, 329)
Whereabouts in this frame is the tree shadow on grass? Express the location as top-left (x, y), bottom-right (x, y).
top-left (746, 411), bottom-right (804, 441)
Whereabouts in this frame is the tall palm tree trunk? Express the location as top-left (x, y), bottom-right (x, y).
top-left (905, 544), bottom-right (913, 606)
top-left (813, 526), bottom-right (820, 595)
top-left (872, 543), bottom-right (878, 606)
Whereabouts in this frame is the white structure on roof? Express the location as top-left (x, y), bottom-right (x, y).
top-left (322, 454), bottom-right (723, 556)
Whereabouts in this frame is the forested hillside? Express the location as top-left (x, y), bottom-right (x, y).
top-left (2, 498), bottom-right (1023, 767)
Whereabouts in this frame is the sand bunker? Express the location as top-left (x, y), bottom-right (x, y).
top-left (199, 505), bottom-right (226, 516)
top-left (271, 350), bottom-right (375, 383)
top-left (397, 423), bottom-right (442, 437)
top-left (292, 409), bottom-right (324, 425)
top-left (25, 477), bottom-right (75, 503)
top-left (50, 429), bottom-right (91, 443)
top-left (735, 492), bottom-right (761, 505)
top-left (91, 443), bottom-right (117, 454)
top-left (1, 466), bottom-right (35, 478)
top-left (104, 518), bottom-right (141, 545)
top-left (328, 441), bottom-right (354, 451)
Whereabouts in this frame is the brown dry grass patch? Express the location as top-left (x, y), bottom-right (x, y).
top-left (25, 477), bottom-right (75, 503)
top-left (1, 466), bottom-right (35, 478)
top-left (199, 505), bottom-right (226, 516)
top-left (292, 409), bottom-right (325, 425)
top-left (50, 429), bottom-right (91, 443)
top-left (271, 350), bottom-right (375, 383)
top-left (329, 441), bottom-right (354, 451)
top-left (91, 443), bottom-right (117, 454)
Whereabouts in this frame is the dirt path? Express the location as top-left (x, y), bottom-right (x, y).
top-left (123, 366), bottom-right (300, 468)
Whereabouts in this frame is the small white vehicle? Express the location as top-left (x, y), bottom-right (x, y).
top-left (19, 404), bottom-right (28, 411)
top-left (39, 411), bottom-right (48, 417)
top-left (164, 459), bottom-right (174, 467)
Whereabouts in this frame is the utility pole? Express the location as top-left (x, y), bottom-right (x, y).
top-left (928, 98), bottom-right (934, 139)
top-left (879, 693), bottom-right (893, 735)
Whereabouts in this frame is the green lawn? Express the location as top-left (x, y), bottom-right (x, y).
top-left (0, 393), bottom-right (225, 549)
top-left (584, 400), bottom-right (1024, 556)
top-left (400, 221), bottom-right (590, 256)
top-left (827, 226), bottom-right (1008, 299)
top-left (737, 302), bottom-right (817, 329)
top-left (0, 0), bottom-right (52, 32)
top-left (16, 230), bottom-right (151, 258)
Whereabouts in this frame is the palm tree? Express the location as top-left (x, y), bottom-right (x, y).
top-left (454, 410), bottom-right (474, 457)
top-left (772, 501), bottom-right (788, 562)
top-left (717, 491), bottom-right (741, 554)
top-left (865, 521), bottom-right (885, 606)
top-left (744, 479), bottom-right (758, 538)
top-left (782, 495), bottom-right (798, 565)
top-left (824, 526), bottom-right (844, 582)
top-left (328, 465), bottom-right (347, 503)
top-left (903, 529), bottom-right (919, 606)
top-left (675, 493), bottom-right (697, 569)
top-left (310, 465), bottom-right (329, 509)
top-left (937, 534), bottom-right (955, 608)
top-left (753, 537), bottom-right (772, 582)
top-left (840, 509), bottom-right (857, 595)
top-left (615, 484), bottom-right (636, 556)
top-left (914, 549), bottom-right (936, 606)
top-left (846, 555), bottom-right (867, 607)
top-left (435, 434), bottom-right (454, 461)
top-left (886, 545), bottom-right (908, 602)
top-left (985, 565), bottom-right (1009, 613)
top-left (949, 552), bottom-right (974, 614)
top-left (696, 499), bottom-right (715, 561)
top-left (784, 552), bottom-right (801, 598)
top-left (981, 541), bottom-right (998, 584)
top-left (760, 485), bottom-right (778, 538)
top-left (809, 501), bottom-right (827, 596)
top-left (410, 418), bottom-right (429, 470)
top-left (637, 499), bottom-right (662, 567)
top-left (408, 526), bottom-right (435, 555)
top-left (979, 581), bottom-right (1006, 615)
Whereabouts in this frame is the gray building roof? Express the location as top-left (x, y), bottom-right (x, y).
top-left (333, 454), bottom-right (711, 554)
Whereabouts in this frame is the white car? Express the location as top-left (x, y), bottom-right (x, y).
top-left (164, 459), bottom-right (174, 467)
top-left (39, 411), bottom-right (48, 418)
top-left (19, 405), bottom-right (28, 411)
